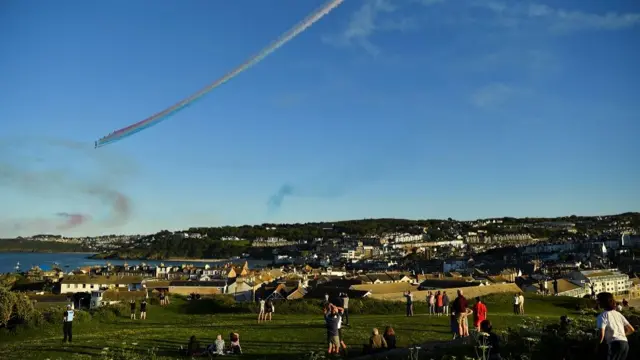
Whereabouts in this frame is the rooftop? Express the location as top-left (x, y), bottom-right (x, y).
top-left (584, 271), bottom-right (617, 278)
top-left (63, 275), bottom-right (143, 284)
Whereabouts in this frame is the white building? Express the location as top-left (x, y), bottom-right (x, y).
top-left (61, 276), bottom-right (143, 294)
top-left (566, 269), bottom-right (632, 296)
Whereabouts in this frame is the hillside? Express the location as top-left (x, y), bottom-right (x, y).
top-left (1, 293), bottom-right (629, 360)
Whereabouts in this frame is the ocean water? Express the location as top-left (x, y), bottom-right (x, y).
top-left (0, 252), bottom-right (271, 274)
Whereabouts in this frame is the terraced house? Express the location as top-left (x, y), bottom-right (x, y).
top-left (566, 269), bottom-right (632, 296)
top-left (60, 275), bottom-right (144, 294)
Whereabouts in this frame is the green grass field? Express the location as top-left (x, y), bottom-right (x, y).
top-left (0, 294), bottom-right (589, 360)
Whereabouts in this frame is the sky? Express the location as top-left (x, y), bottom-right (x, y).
top-left (0, 0), bottom-right (639, 237)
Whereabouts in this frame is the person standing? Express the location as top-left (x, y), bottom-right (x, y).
top-left (452, 290), bottom-right (468, 337)
top-left (264, 299), bottom-right (274, 321)
top-left (63, 304), bottom-right (74, 343)
top-left (130, 299), bottom-right (136, 320)
top-left (472, 297), bottom-right (487, 331)
top-left (428, 292), bottom-right (436, 315)
top-left (518, 293), bottom-right (525, 315)
top-left (513, 293), bottom-right (520, 315)
top-left (436, 291), bottom-right (444, 316)
top-left (596, 292), bottom-right (634, 360)
top-left (341, 293), bottom-right (350, 326)
top-left (140, 299), bottom-right (147, 320)
top-left (404, 291), bottom-right (414, 317)
top-left (258, 298), bottom-right (266, 322)
top-left (325, 305), bottom-right (341, 355)
top-left (442, 291), bottom-right (450, 315)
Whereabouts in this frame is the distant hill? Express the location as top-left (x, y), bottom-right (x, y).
top-left (0, 239), bottom-right (93, 253)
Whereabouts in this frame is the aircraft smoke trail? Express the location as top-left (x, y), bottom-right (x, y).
top-left (0, 138), bottom-right (134, 236)
top-left (95, 0), bottom-right (345, 147)
top-left (266, 156), bottom-right (387, 212)
top-left (267, 184), bottom-right (295, 211)
top-left (56, 213), bottom-right (92, 230)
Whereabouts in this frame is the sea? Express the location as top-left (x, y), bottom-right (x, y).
top-left (0, 252), bottom-right (272, 274)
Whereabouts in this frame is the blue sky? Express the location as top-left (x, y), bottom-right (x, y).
top-left (0, 0), bottom-right (639, 237)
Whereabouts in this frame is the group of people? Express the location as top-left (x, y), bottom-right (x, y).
top-left (448, 290), bottom-right (489, 339)
top-left (129, 299), bottom-right (148, 320)
top-left (513, 292), bottom-right (525, 315)
top-left (159, 291), bottom-right (170, 306)
top-left (426, 290), bottom-right (451, 316)
top-left (184, 333), bottom-right (242, 357)
top-left (368, 327), bottom-right (397, 353)
top-left (324, 292), bottom-right (350, 325)
top-left (323, 297), bottom-right (396, 355)
top-left (324, 302), bottom-right (348, 355)
top-left (257, 298), bottom-right (275, 322)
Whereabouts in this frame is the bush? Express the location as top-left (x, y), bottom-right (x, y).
top-left (0, 288), bottom-right (38, 329)
top-left (91, 303), bottom-right (129, 321)
top-left (183, 295), bottom-right (251, 315)
top-left (43, 307), bottom-right (92, 324)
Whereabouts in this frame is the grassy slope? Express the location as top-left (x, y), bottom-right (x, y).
top-left (0, 294), bottom-right (585, 360)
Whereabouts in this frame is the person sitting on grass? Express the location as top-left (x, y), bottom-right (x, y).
top-left (384, 326), bottom-right (396, 350)
top-left (480, 320), bottom-right (501, 360)
top-left (186, 335), bottom-right (204, 357)
top-left (207, 334), bottom-right (225, 356)
top-left (229, 332), bottom-right (242, 355)
top-left (369, 328), bottom-right (388, 353)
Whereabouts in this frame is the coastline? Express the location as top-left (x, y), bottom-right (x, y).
top-left (88, 253), bottom-right (239, 262)
top-left (164, 257), bottom-right (234, 262)
top-left (0, 250), bottom-right (95, 254)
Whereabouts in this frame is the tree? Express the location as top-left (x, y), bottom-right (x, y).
top-left (0, 288), bottom-right (35, 328)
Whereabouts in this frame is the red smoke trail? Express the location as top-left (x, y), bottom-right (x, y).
top-left (56, 212), bottom-right (91, 230)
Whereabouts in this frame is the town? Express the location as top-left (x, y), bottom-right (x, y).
top-left (4, 213), bottom-right (640, 309)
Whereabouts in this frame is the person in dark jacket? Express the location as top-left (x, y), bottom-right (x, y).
top-left (384, 326), bottom-right (396, 349)
top-left (480, 320), bottom-right (501, 360)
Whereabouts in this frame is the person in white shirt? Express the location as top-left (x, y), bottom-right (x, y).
top-left (513, 294), bottom-right (520, 315)
top-left (596, 292), bottom-right (634, 360)
top-left (258, 299), bottom-right (266, 322)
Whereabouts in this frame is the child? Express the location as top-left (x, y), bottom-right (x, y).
top-left (208, 334), bottom-right (225, 356)
top-left (229, 332), bottom-right (242, 354)
top-left (450, 311), bottom-right (459, 340)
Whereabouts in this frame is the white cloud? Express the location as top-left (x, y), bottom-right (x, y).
top-left (322, 0), bottom-right (397, 56)
top-left (471, 83), bottom-right (516, 108)
top-left (475, 1), bottom-right (640, 32)
top-left (322, 0), bottom-right (442, 56)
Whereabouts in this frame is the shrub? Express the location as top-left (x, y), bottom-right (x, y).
top-left (43, 307), bottom-right (92, 324)
top-left (183, 295), bottom-right (252, 315)
top-left (0, 288), bottom-right (38, 329)
top-left (91, 303), bottom-right (129, 321)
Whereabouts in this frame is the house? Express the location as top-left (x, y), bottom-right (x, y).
top-left (168, 280), bottom-right (228, 295)
top-left (60, 276), bottom-right (143, 294)
top-left (350, 282), bottom-right (417, 295)
top-left (255, 281), bottom-right (307, 301)
top-left (566, 269), bottom-right (632, 296)
top-left (524, 279), bottom-right (586, 298)
top-left (226, 280), bottom-right (254, 302)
